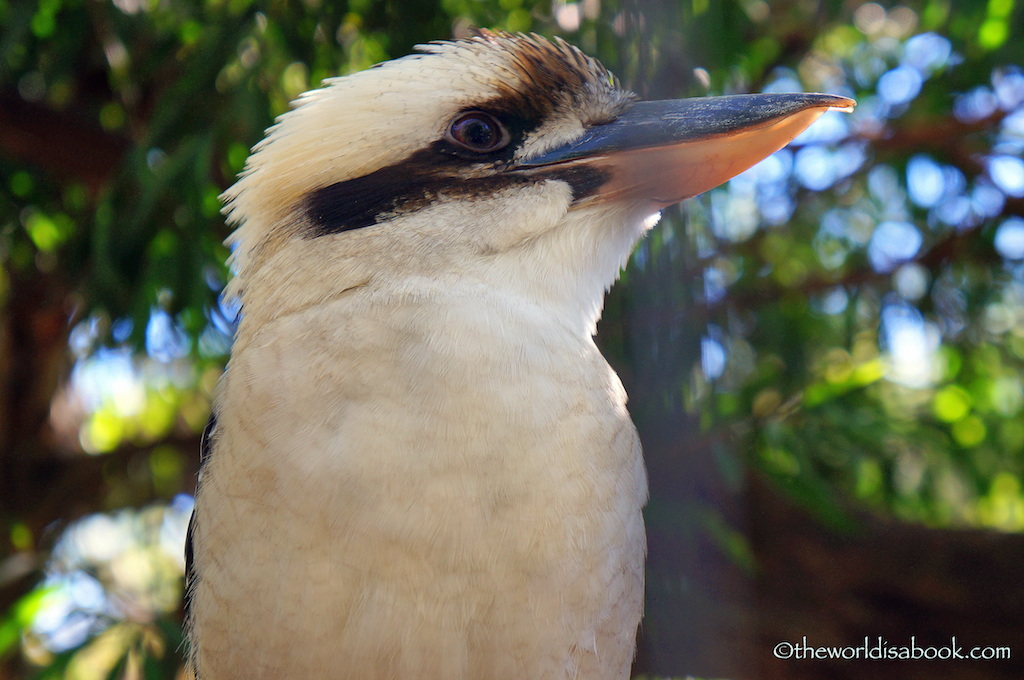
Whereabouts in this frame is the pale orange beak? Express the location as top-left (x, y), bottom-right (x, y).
top-left (521, 93), bottom-right (855, 207)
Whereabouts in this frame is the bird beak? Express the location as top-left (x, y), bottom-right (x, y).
top-left (520, 93), bottom-right (855, 207)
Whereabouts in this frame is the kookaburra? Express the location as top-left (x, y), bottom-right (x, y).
top-left (184, 30), bottom-right (852, 680)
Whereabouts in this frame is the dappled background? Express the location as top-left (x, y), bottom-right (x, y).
top-left (2, 0), bottom-right (1023, 678)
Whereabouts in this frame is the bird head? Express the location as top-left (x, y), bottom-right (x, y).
top-left (223, 31), bottom-right (852, 333)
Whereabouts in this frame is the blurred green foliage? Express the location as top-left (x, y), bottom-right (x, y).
top-left (2, 0), bottom-right (1024, 677)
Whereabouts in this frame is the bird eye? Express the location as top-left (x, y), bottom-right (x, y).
top-left (446, 111), bottom-right (509, 153)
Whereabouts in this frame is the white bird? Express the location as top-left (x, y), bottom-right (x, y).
top-left (184, 30), bottom-right (852, 680)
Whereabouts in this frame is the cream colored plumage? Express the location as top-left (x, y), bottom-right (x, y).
top-left (185, 30), bottom-right (852, 680)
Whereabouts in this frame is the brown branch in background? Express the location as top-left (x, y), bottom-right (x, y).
top-left (867, 109), bottom-right (1022, 220)
top-left (0, 89), bottom-right (130, 195)
top-left (626, 217), bottom-right (1000, 332)
top-left (867, 108), bottom-right (1009, 157)
top-left (752, 475), bottom-right (1024, 680)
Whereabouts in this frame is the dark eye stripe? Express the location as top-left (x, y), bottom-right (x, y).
top-left (302, 147), bottom-right (609, 237)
